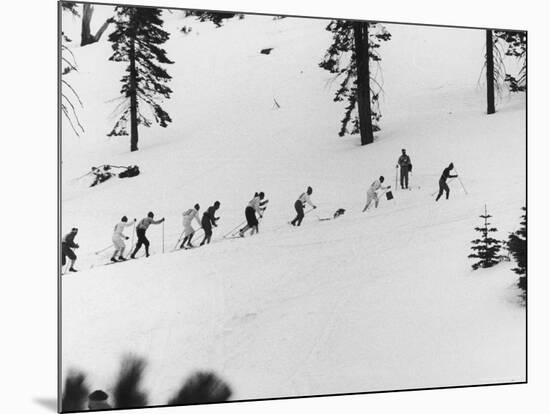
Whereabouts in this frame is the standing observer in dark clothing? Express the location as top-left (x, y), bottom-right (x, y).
top-left (130, 212), bottom-right (165, 258)
top-left (61, 227), bottom-right (79, 272)
top-left (200, 201), bottom-right (221, 246)
top-left (436, 162), bottom-right (458, 201)
top-left (396, 149), bottom-right (412, 189)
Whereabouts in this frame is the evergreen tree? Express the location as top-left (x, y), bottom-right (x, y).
top-left (494, 31), bottom-right (526, 92)
top-left (320, 20), bottom-right (391, 145)
top-left (108, 6), bottom-right (173, 152)
top-left (184, 10), bottom-right (240, 27)
top-left (468, 205), bottom-right (505, 270)
top-left (61, 2), bottom-right (84, 137)
top-left (508, 207), bottom-right (526, 298)
top-left (482, 30), bottom-right (526, 113)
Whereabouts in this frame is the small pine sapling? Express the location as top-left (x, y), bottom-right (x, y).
top-left (469, 205), bottom-right (505, 270)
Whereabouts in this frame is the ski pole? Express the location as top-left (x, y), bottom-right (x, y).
top-left (395, 166), bottom-right (398, 190)
top-left (94, 244), bottom-right (113, 255)
top-left (223, 220), bottom-right (246, 238)
top-left (453, 168), bottom-right (468, 195)
top-left (174, 229), bottom-right (185, 250)
top-left (130, 221), bottom-right (135, 250)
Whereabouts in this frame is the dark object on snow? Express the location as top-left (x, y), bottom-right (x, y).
top-left (88, 390), bottom-right (112, 410)
top-left (318, 209), bottom-right (346, 221)
top-left (409, 164), bottom-right (413, 172)
top-left (260, 48), bottom-right (273, 55)
top-left (333, 208), bottom-right (346, 219)
top-left (119, 165), bottom-right (140, 178)
top-left (168, 372), bottom-right (232, 406)
top-left (385, 191), bottom-right (394, 201)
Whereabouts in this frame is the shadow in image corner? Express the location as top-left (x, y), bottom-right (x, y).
top-left (34, 398), bottom-right (57, 412)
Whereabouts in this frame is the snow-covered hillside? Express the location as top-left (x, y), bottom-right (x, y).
top-left (61, 9), bottom-right (526, 405)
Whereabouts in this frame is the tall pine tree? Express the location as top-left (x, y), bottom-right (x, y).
top-left (108, 7), bottom-right (173, 152)
top-left (486, 30), bottom-right (496, 115)
top-left (468, 205), bottom-right (505, 270)
top-left (320, 20), bottom-right (391, 145)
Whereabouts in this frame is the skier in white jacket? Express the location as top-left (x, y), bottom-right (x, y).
top-left (362, 176), bottom-right (391, 212)
top-left (180, 204), bottom-right (201, 248)
top-left (290, 186), bottom-right (317, 226)
top-left (111, 216), bottom-right (136, 262)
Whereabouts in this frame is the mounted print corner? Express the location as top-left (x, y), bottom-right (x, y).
top-left (59, 1), bottom-right (527, 412)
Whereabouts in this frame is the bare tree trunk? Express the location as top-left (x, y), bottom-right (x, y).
top-left (354, 21), bottom-right (374, 146)
top-left (129, 27), bottom-right (139, 152)
top-left (94, 19), bottom-right (112, 42)
top-left (81, 4), bottom-right (112, 46)
top-left (486, 29), bottom-right (496, 115)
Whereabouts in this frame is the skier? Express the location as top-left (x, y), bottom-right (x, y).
top-left (435, 162), bottom-right (458, 201)
top-left (396, 148), bottom-right (412, 189)
top-left (290, 186), bottom-right (317, 226)
top-left (90, 165), bottom-right (113, 187)
top-left (88, 390), bottom-right (112, 411)
top-left (111, 216), bottom-right (136, 262)
top-left (130, 212), bottom-right (165, 259)
top-left (61, 227), bottom-right (79, 272)
top-left (200, 201), bottom-right (221, 246)
top-left (362, 176), bottom-right (391, 212)
top-left (180, 204), bottom-right (201, 249)
top-left (239, 192), bottom-right (269, 237)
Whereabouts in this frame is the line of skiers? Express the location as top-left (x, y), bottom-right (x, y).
top-left (62, 151), bottom-right (461, 272)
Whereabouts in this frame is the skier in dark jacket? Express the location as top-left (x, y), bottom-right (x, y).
top-left (290, 186), bottom-right (317, 226)
top-left (200, 201), bottom-right (221, 246)
top-left (396, 149), bottom-right (412, 189)
top-left (130, 212), bottom-right (165, 258)
top-left (61, 227), bottom-right (79, 272)
top-left (239, 192), bottom-right (269, 237)
top-left (436, 162), bottom-right (458, 201)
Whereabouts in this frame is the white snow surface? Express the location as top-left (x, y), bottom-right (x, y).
top-left (61, 9), bottom-right (526, 405)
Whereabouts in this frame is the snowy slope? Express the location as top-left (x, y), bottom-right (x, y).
top-left (61, 10), bottom-right (526, 405)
